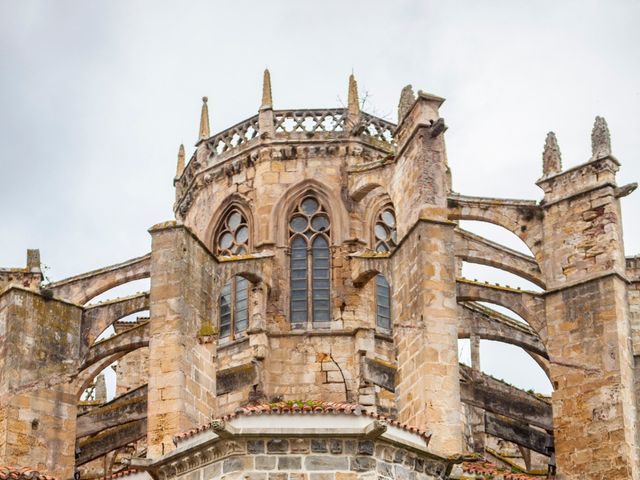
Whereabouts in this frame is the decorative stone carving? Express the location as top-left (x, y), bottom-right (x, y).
top-left (542, 131), bottom-right (562, 176)
top-left (397, 85), bottom-right (415, 123)
top-left (591, 116), bottom-right (611, 159)
top-left (199, 96), bottom-right (210, 141)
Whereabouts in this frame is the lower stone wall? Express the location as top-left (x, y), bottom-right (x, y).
top-left (168, 438), bottom-right (448, 480)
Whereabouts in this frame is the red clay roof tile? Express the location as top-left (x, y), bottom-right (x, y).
top-left (173, 401), bottom-right (431, 445)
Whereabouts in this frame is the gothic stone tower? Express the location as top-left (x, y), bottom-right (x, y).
top-left (0, 72), bottom-right (638, 480)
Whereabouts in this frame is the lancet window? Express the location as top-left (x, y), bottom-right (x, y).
top-left (375, 274), bottom-right (391, 330)
top-left (374, 206), bottom-right (397, 252)
top-left (289, 196), bottom-right (331, 326)
top-left (215, 208), bottom-right (250, 256)
top-left (219, 275), bottom-right (249, 339)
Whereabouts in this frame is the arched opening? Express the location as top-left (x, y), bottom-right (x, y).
top-left (458, 220), bottom-right (534, 257)
top-left (461, 263), bottom-right (543, 293)
top-left (85, 278), bottom-right (150, 306)
top-left (458, 339), bottom-right (552, 394)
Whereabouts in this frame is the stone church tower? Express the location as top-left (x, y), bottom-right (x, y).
top-left (0, 72), bottom-right (638, 480)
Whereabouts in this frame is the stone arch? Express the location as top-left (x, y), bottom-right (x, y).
top-left (351, 258), bottom-right (393, 288)
top-left (80, 321), bottom-right (149, 372)
top-left (48, 253), bottom-right (151, 305)
top-left (81, 292), bottom-right (150, 347)
top-left (454, 229), bottom-right (544, 288)
top-left (448, 195), bottom-right (543, 259)
top-left (74, 351), bottom-right (129, 399)
top-left (204, 193), bottom-right (255, 255)
top-left (456, 279), bottom-right (546, 338)
top-left (270, 179), bottom-right (349, 247)
top-left (350, 181), bottom-right (386, 203)
top-left (458, 303), bottom-right (548, 359)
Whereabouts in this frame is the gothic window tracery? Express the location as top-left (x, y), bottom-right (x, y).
top-left (374, 206), bottom-right (397, 252)
top-left (289, 196), bottom-right (331, 326)
top-left (215, 208), bottom-right (250, 256)
top-left (219, 275), bottom-right (249, 339)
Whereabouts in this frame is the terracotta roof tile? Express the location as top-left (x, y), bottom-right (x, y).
top-left (0, 466), bottom-right (57, 480)
top-left (461, 461), bottom-right (543, 479)
top-left (96, 469), bottom-right (139, 480)
top-left (173, 401), bottom-right (431, 445)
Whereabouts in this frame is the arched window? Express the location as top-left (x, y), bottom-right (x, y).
top-left (374, 207), bottom-right (397, 252)
top-left (219, 276), bottom-right (249, 339)
top-left (215, 208), bottom-right (250, 256)
top-left (375, 274), bottom-right (391, 330)
top-left (289, 196), bottom-right (331, 326)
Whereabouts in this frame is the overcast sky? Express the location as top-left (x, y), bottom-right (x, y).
top-left (1, 1), bottom-right (639, 395)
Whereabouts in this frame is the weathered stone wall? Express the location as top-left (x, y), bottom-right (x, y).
top-left (539, 158), bottom-right (638, 479)
top-left (0, 288), bottom-right (83, 478)
top-left (115, 346), bottom-right (149, 396)
top-left (169, 438), bottom-right (448, 480)
top-left (147, 224), bottom-right (217, 457)
top-left (390, 220), bottom-right (461, 456)
top-left (0, 250), bottom-right (42, 294)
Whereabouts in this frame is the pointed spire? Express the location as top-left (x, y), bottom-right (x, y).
top-left (176, 144), bottom-right (185, 178)
top-left (261, 69), bottom-right (273, 110)
top-left (347, 73), bottom-right (360, 116)
top-left (542, 132), bottom-right (562, 176)
top-left (591, 116), bottom-right (611, 159)
top-left (398, 85), bottom-right (416, 123)
top-left (198, 96), bottom-right (210, 140)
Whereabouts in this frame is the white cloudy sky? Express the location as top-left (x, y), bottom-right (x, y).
top-left (1, 1), bottom-right (639, 396)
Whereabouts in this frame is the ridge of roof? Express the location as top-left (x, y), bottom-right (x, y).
top-left (173, 401), bottom-right (431, 444)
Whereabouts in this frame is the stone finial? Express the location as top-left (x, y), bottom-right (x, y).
top-left (26, 249), bottom-right (40, 271)
top-left (198, 96), bottom-right (210, 140)
top-left (591, 116), bottom-right (611, 159)
top-left (347, 73), bottom-right (360, 116)
top-left (176, 144), bottom-right (185, 178)
top-left (542, 131), bottom-right (562, 176)
top-left (261, 69), bottom-right (273, 110)
top-left (397, 85), bottom-right (415, 123)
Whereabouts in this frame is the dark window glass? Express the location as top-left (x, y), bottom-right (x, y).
top-left (219, 281), bottom-right (232, 338)
top-left (290, 235), bottom-right (308, 324)
top-left (216, 208), bottom-right (250, 256)
top-left (218, 275), bottom-right (250, 339)
top-left (312, 235), bottom-right (330, 322)
top-left (376, 274), bottom-right (391, 330)
top-left (374, 207), bottom-right (397, 253)
top-left (288, 195), bottom-right (331, 325)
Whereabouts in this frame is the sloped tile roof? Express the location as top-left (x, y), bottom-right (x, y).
top-left (0, 467), bottom-right (56, 480)
top-left (461, 461), bottom-right (543, 479)
top-left (96, 469), bottom-right (139, 480)
top-left (173, 401), bottom-right (431, 444)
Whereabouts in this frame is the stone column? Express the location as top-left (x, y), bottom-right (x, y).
top-left (0, 288), bottom-right (82, 478)
top-left (470, 332), bottom-right (481, 375)
top-left (147, 222), bottom-right (217, 458)
top-left (537, 149), bottom-right (638, 479)
top-left (389, 92), bottom-right (462, 455)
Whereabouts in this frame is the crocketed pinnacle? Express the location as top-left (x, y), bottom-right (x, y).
top-left (398, 85), bottom-right (415, 123)
top-left (176, 144), bottom-right (185, 178)
top-left (591, 116), bottom-right (611, 159)
top-left (261, 69), bottom-right (273, 110)
top-left (347, 73), bottom-right (360, 116)
top-left (198, 96), bottom-right (210, 140)
top-left (542, 131), bottom-right (562, 176)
